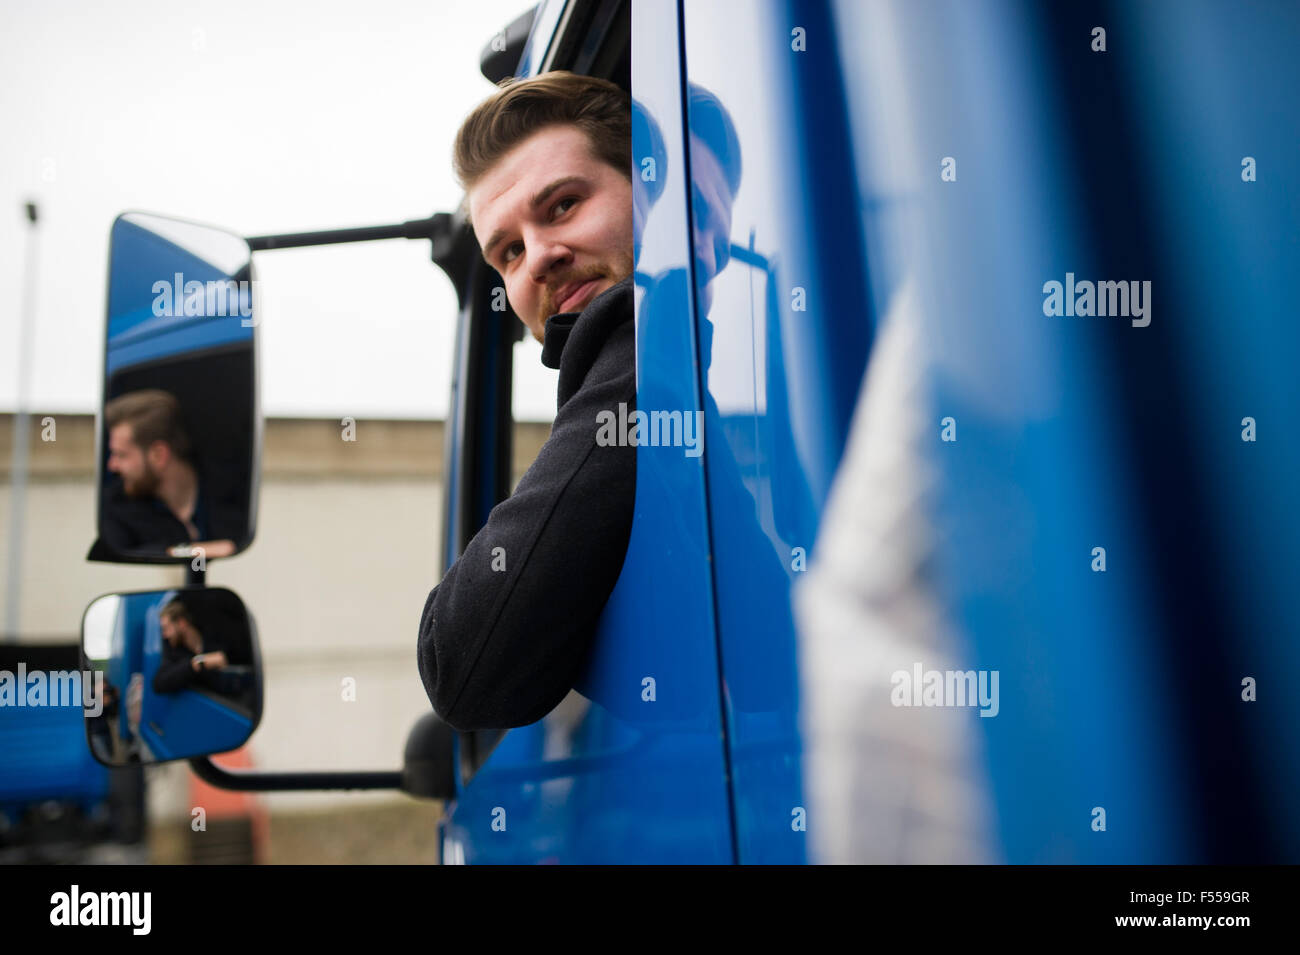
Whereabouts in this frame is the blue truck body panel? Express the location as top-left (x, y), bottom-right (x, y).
top-left (0, 671), bottom-right (108, 813)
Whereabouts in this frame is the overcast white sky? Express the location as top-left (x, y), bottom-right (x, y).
top-left (0, 0), bottom-right (559, 420)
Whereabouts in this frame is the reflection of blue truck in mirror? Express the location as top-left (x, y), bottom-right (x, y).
top-left (104, 215), bottom-right (255, 384)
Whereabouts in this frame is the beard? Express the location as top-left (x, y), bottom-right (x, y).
top-left (122, 466), bottom-right (160, 499)
top-left (538, 249), bottom-right (636, 327)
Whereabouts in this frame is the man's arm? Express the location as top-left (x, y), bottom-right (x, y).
top-left (95, 486), bottom-right (143, 556)
top-left (152, 647), bottom-right (196, 694)
top-left (417, 319), bottom-right (636, 732)
top-left (168, 540), bottom-right (236, 559)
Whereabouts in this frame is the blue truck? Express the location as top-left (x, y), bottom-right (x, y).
top-left (76, 0), bottom-right (1300, 865)
top-left (0, 643), bottom-right (144, 864)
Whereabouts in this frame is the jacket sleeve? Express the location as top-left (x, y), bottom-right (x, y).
top-left (152, 647), bottom-right (196, 694)
top-left (93, 488), bottom-right (144, 558)
top-left (417, 319), bottom-right (636, 731)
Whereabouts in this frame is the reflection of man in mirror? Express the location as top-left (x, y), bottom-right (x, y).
top-left (640, 85), bottom-right (800, 720)
top-left (99, 389), bottom-right (235, 558)
top-left (152, 600), bottom-right (228, 694)
top-left (685, 84), bottom-right (741, 317)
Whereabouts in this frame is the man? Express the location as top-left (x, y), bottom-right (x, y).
top-left (96, 389), bottom-right (236, 559)
top-left (152, 600), bottom-right (228, 694)
top-left (684, 86), bottom-right (740, 317)
top-left (417, 71), bottom-right (637, 731)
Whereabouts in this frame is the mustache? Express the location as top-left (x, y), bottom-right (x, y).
top-left (533, 253), bottom-right (635, 325)
top-left (542, 270), bottom-right (605, 315)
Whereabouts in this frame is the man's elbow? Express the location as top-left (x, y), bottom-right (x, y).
top-left (426, 670), bottom-right (560, 733)
top-left (434, 699), bottom-right (537, 734)
top-left (416, 582), bottom-right (590, 732)
top-left (419, 639), bottom-right (563, 732)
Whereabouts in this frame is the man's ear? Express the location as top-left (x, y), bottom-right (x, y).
top-left (146, 440), bottom-right (171, 470)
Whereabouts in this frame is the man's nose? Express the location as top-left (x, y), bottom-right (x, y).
top-left (529, 236), bottom-right (574, 285)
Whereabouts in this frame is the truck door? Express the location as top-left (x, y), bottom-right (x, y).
top-left (679, 0), bottom-right (874, 863)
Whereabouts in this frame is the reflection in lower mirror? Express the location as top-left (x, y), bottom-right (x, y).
top-left (81, 588), bottom-right (261, 766)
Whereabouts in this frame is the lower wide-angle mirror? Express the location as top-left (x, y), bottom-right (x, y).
top-left (81, 588), bottom-right (261, 766)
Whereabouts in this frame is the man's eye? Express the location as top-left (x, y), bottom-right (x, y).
top-left (499, 197), bottom-right (576, 266)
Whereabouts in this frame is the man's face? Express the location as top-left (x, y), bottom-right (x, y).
top-left (107, 424), bottom-right (160, 498)
top-left (470, 124), bottom-right (634, 342)
top-left (161, 615), bottom-right (197, 650)
top-left (688, 132), bottom-right (735, 316)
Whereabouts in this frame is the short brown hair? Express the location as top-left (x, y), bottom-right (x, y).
top-left (158, 600), bottom-right (193, 626)
top-left (105, 389), bottom-right (191, 462)
top-left (452, 70), bottom-right (631, 223)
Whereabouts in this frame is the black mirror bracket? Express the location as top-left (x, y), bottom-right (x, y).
top-left (186, 709), bottom-right (458, 800)
top-left (187, 758), bottom-right (404, 794)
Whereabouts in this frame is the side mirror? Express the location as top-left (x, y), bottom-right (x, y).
top-left (81, 588), bottom-right (262, 766)
top-left (90, 212), bottom-right (259, 564)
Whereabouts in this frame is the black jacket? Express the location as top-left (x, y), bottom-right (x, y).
top-left (90, 475), bottom-right (246, 561)
top-left (153, 638), bottom-right (222, 694)
top-left (417, 276), bottom-right (637, 731)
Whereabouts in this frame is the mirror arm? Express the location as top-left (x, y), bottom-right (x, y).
top-left (188, 757), bottom-right (403, 793)
top-left (246, 214), bottom-right (449, 251)
top-left (246, 212), bottom-right (480, 310)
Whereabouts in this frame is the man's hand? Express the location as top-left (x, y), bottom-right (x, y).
top-left (168, 539), bottom-right (237, 559)
top-left (191, 652), bottom-right (228, 672)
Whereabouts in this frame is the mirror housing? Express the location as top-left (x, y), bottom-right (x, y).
top-left (81, 588), bottom-right (262, 765)
top-left (401, 711), bottom-right (458, 800)
top-left (90, 212), bottom-right (260, 564)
